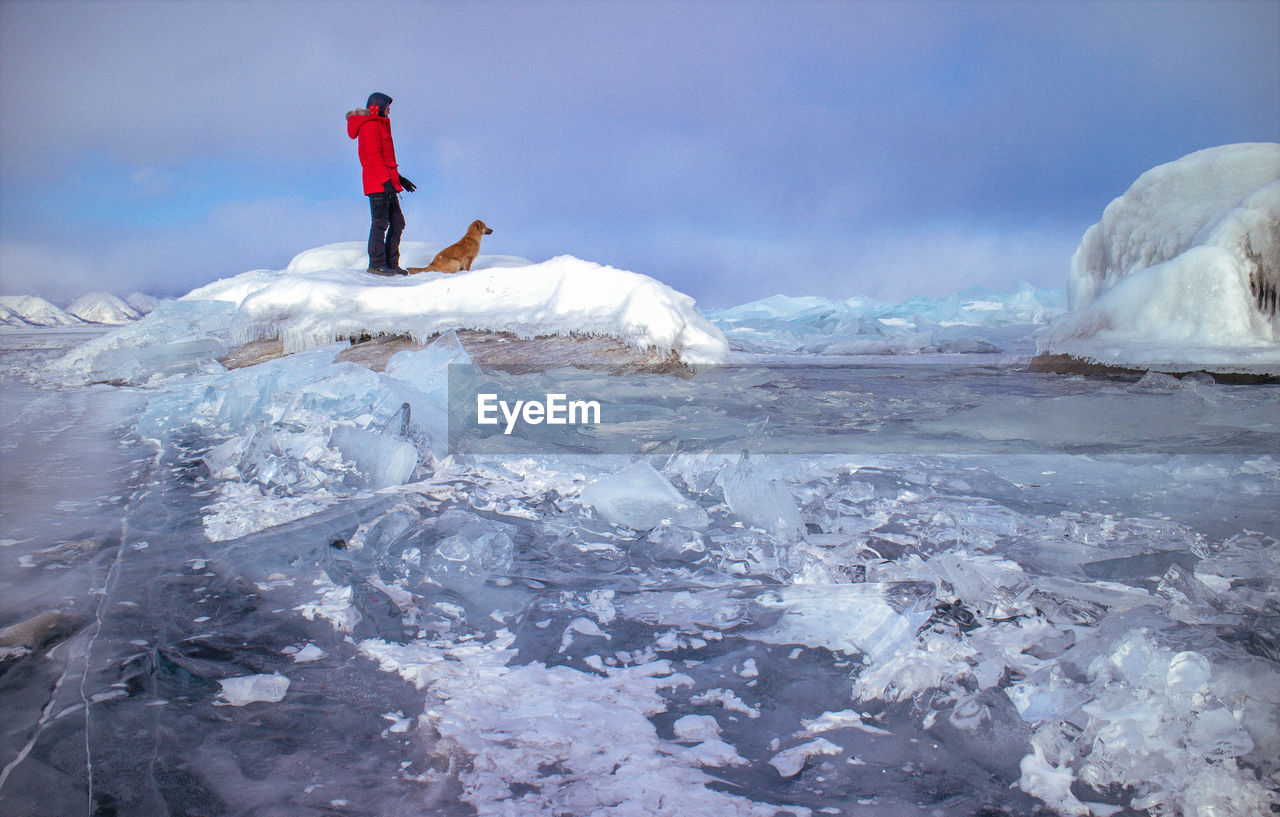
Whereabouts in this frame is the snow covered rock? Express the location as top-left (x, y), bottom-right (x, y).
top-left (66, 292), bottom-right (142, 325)
top-left (48, 245), bottom-right (726, 384)
top-left (225, 246), bottom-right (728, 366)
top-left (1039, 143), bottom-right (1280, 370)
top-left (0, 295), bottom-right (83, 327)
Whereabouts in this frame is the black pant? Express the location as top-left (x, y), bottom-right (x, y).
top-left (367, 192), bottom-right (406, 268)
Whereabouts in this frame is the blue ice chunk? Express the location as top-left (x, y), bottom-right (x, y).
top-left (581, 461), bottom-right (709, 531)
top-left (384, 330), bottom-right (470, 406)
top-left (329, 426), bottom-right (419, 489)
top-left (720, 455), bottom-right (804, 539)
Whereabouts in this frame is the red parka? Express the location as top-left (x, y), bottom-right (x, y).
top-left (347, 109), bottom-right (401, 195)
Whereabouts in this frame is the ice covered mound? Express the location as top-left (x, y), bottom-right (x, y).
top-left (0, 294), bottom-right (83, 327)
top-left (66, 292), bottom-right (142, 325)
top-left (211, 242), bottom-right (727, 366)
top-left (45, 243), bottom-right (728, 384)
top-left (1039, 143), bottom-right (1280, 370)
top-left (708, 284), bottom-right (1065, 356)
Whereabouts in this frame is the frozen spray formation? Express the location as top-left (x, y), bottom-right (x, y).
top-left (1041, 142), bottom-right (1280, 369)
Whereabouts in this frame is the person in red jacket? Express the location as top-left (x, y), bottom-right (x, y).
top-left (347, 92), bottom-right (416, 275)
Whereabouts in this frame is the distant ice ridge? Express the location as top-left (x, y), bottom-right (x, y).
top-left (1040, 142), bottom-right (1280, 368)
top-left (66, 292), bottom-right (143, 324)
top-left (0, 295), bottom-right (84, 328)
top-left (706, 283), bottom-right (1066, 357)
top-left (193, 242), bottom-right (729, 365)
top-left (0, 292), bottom-right (158, 328)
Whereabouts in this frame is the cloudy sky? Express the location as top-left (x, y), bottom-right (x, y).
top-left (1, 0), bottom-right (1277, 307)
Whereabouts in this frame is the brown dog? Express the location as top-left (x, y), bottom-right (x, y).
top-left (408, 220), bottom-right (493, 274)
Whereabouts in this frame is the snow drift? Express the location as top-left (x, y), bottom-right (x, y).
top-left (1040, 143), bottom-right (1280, 369)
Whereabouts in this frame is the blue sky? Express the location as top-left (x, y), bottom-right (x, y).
top-left (1, 0), bottom-right (1277, 307)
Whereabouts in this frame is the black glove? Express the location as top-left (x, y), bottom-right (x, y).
top-left (382, 180), bottom-right (396, 195)
top-left (399, 175), bottom-right (416, 193)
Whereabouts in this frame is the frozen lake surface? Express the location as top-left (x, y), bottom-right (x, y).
top-left (1, 329), bottom-right (1277, 816)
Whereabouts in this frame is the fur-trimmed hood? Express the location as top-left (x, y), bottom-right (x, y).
top-left (346, 108), bottom-right (382, 140)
